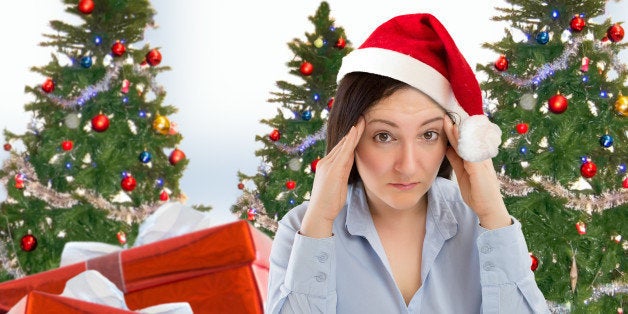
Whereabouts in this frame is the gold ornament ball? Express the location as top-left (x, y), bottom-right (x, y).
top-left (615, 95), bottom-right (628, 116)
top-left (153, 114), bottom-right (170, 134)
top-left (314, 37), bottom-right (324, 48)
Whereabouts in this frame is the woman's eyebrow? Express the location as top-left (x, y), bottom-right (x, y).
top-left (367, 116), bottom-right (444, 128)
top-left (367, 118), bottom-right (398, 128)
top-left (420, 116), bottom-right (444, 126)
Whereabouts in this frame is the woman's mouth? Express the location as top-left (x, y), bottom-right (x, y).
top-left (389, 182), bottom-right (418, 191)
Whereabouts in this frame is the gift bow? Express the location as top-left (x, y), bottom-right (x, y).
top-left (60, 202), bottom-right (215, 267)
top-left (61, 270), bottom-right (193, 313)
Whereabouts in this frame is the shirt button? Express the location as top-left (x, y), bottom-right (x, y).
top-left (480, 245), bottom-right (493, 254)
top-left (317, 252), bottom-right (329, 263)
top-left (483, 261), bottom-right (495, 271)
top-left (315, 272), bottom-right (327, 282)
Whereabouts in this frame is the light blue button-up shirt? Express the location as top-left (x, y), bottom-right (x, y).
top-left (267, 177), bottom-right (549, 313)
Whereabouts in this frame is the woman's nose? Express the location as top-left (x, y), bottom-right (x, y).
top-left (393, 142), bottom-right (417, 174)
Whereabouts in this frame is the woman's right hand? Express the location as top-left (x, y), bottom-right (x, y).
top-left (300, 117), bottom-right (365, 238)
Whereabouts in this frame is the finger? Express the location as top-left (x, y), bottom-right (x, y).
top-left (443, 116), bottom-right (459, 151)
top-left (352, 116), bottom-right (366, 148)
top-left (335, 125), bottom-right (358, 166)
top-left (325, 133), bottom-right (348, 160)
top-left (446, 146), bottom-right (465, 180)
top-left (325, 123), bottom-right (357, 162)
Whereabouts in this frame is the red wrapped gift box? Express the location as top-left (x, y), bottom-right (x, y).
top-left (8, 291), bottom-right (134, 314)
top-left (0, 220), bottom-right (272, 314)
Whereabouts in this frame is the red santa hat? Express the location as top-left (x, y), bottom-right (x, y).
top-left (337, 13), bottom-right (501, 162)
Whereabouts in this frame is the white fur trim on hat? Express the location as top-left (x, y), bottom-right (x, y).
top-left (457, 115), bottom-right (502, 162)
top-left (338, 47), bottom-right (469, 122)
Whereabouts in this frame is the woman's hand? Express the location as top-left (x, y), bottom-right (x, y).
top-left (300, 117), bottom-right (365, 238)
top-left (443, 117), bottom-right (511, 230)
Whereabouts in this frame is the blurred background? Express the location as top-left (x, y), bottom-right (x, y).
top-left (1, 0), bottom-right (626, 223)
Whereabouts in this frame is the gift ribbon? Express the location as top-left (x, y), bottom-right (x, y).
top-left (85, 251), bottom-right (126, 293)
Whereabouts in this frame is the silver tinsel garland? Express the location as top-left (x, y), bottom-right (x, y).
top-left (0, 225), bottom-right (25, 279)
top-left (40, 59), bottom-right (166, 109)
top-left (232, 190), bottom-right (278, 233)
top-left (498, 174), bottom-right (627, 214)
top-left (497, 37), bottom-right (583, 88)
top-left (497, 33), bottom-right (627, 88)
top-left (274, 123), bottom-right (327, 155)
top-left (584, 282), bottom-right (628, 304)
top-left (0, 154), bottom-right (158, 223)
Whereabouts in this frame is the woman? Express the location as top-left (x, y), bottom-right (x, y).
top-left (267, 13), bottom-right (549, 313)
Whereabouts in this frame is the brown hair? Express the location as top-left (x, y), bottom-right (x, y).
top-left (326, 72), bottom-right (452, 184)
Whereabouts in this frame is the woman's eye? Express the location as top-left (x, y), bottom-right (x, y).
top-left (422, 131), bottom-right (439, 141)
top-left (374, 132), bottom-right (393, 143)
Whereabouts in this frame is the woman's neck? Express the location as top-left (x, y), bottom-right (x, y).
top-left (368, 195), bottom-right (428, 230)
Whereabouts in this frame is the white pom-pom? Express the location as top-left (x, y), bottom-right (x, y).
top-left (457, 115), bottom-right (502, 162)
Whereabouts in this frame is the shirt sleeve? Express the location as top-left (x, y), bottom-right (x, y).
top-left (476, 217), bottom-right (550, 314)
top-left (266, 220), bottom-right (337, 314)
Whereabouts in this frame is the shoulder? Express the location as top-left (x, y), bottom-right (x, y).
top-left (430, 177), bottom-right (475, 220)
top-left (430, 177), bottom-right (464, 203)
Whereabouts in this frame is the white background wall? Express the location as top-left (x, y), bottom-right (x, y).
top-left (1, 1), bottom-right (626, 223)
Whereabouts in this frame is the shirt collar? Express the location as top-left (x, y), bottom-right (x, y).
top-left (345, 181), bottom-right (373, 238)
top-left (344, 178), bottom-right (458, 239)
top-left (426, 177), bottom-right (459, 240)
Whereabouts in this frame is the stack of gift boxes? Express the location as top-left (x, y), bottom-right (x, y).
top-left (0, 204), bottom-right (272, 314)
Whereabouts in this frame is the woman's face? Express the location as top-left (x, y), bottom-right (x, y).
top-left (355, 87), bottom-right (448, 213)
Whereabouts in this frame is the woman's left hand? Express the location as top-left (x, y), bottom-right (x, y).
top-left (443, 117), bottom-right (511, 230)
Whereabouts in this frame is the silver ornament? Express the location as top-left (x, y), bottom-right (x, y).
top-left (519, 93), bottom-right (536, 110)
top-left (64, 113), bottom-right (81, 129)
top-left (288, 158), bottom-right (302, 171)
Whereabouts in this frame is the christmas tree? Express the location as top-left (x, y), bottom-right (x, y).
top-left (231, 2), bottom-right (352, 235)
top-left (0, 0), bottom-right (194, 281)
top-left (477, 0), bottom-right (627, 312)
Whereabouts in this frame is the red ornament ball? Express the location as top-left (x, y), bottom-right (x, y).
top-left (269, 129), bottom-right (281, 142)
top-left (247, 208), bottom-right (256, 221)
top-left (570, 15), bottom-right (586, 32)
top-left (61, 140), bottom-right (73, 151)
top-left (146, 49), bottom-right (162, 66)
top-left (515, 123), bottom-right (529, 134)
top-left (548, 94), bottom-right (568, 114)
top-left (580, 160), bottom-right (597, 178)
top-left (335, 37), bottom-right (346, 49)
top-left (78, 0), bottom-right (94, 14)
top-left (623, 177), bottom-right (628, 188)
top-left (237, 182), bottom-right (245, 190)
top-left (299, 61), bottom-right (314, 76)
top-left (159, 190), bottom-right (169, 201)
top-left (3, 143), bottom-right (11, 151)
top-left (530, 253), bottom-right (539, 271)
top-left (327, 97), bottom-right (335, 110)
top-left (14, 174), bottom-right (24, 190)
top-left (169, 148), bottom-right (186, 165)
top-left (91, 113), bottom-right (110, 132)
top-left (311, 158), bottom-right (320, 173)
top-left (575, 221), bottom-right (587, 235)
top-left (20, 234), bottom-right (37, 252)
top-left (285, 180), bottom-right (296, 190)
top-left (607, 24), bottom-right (625, 42)
top-left (117, 231), bottom-right (127, 245)
top-left (121, 176), bottom-right (137, 192)
top-left (111, 41), bottom-right (126, 57)
top-left (42, 78), bottom-right (55, 93)
top-left (494, 55), bottom-right (508, 71)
